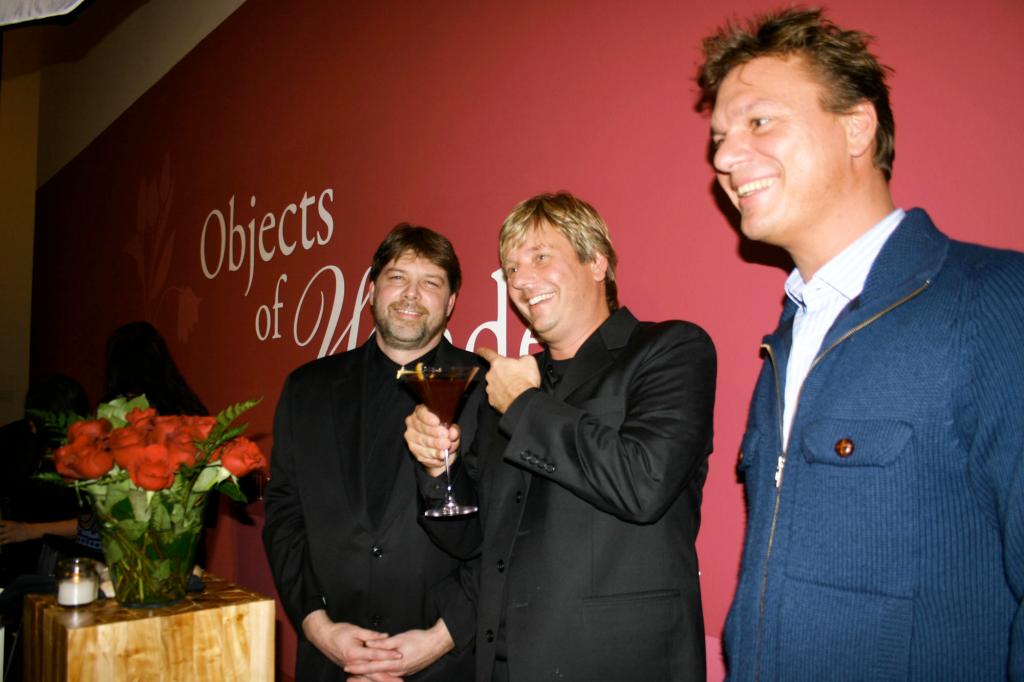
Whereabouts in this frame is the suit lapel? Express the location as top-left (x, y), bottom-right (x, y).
top-left (330, 343), bottom-right (372, 531)
top-left (555, 307), bottom-right (638, 402)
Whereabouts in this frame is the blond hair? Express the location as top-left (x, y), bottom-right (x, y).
top-left (499, 192), bottom-right (618, 311)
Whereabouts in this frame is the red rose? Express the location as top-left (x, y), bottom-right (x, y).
top-left (215, 437), bottom-right (266, 477)
top-left (144, 416), bottom-right (203, 469)
top-left (181, 415), bottom-right (216, 441)
top-left (116, 443), bottom-right (175, 491)
top-left (125, 407), bottom-right (157, 431)
top-left (150, 415), bottom-right (183, 444)
top-left (112, 441), bottom-right (157, 471)
top-left (108, 425), bottom-right (146, 450)
top-left (166, 432), bottom-right (199, 468)
top-left (55, 442), bottom-right (114, 480)
top-left (67, 419), bottom-right (111, 445)
top-left (55, 419), bottom-right (114, 480)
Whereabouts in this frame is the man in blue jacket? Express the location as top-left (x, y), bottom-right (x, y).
top-left (698, 7), bottom-right (1024, 680)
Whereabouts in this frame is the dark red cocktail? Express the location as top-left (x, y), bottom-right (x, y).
top-left (398, 364), bottom-right (480, 516)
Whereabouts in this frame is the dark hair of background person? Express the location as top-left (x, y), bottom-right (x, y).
top-left (368, 223), bottom-right (463, 294)
top-left (4, 373), bottom-right (89, 485)
top-left (102, 321), bottom-right (208, 416)
top-left (695, 6), bottom-right (895, 180)
top-left (24, 373), bottom-right (90, 423)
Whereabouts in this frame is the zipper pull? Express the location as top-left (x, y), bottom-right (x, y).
top-left (774, 455), bottom-right (786, 488)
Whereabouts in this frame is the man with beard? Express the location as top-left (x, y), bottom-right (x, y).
top-left (404, 193), bottom-right (716, 681)
top-left (264, 224), bottom-right (481, 681)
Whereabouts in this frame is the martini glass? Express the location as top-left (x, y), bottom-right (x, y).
top-left (398, 364), bottom-right (480, 517)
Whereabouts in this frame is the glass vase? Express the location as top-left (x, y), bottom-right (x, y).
top-left (89, 486), bottom-right (207, 608)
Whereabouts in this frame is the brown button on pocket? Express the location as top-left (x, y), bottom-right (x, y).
top-left (834, 438), bottom-right (855, 458)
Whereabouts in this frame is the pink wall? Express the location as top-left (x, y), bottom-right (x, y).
top-left (31, 1), bottom-right (1024, 678)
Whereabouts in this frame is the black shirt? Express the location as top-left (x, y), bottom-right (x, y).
top-left (361, 340), bottom-right (439, 526)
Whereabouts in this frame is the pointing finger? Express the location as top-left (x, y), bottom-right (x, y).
top-left (476, 346), bottom-right (501, 363)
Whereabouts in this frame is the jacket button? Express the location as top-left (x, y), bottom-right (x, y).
top-left (834, 438), bottom-right (855, 458)
top-left (485, 629), bottom-right (495, 643)
top-left (371, 614), bottom-right (382, 627)
top-left (371, 546), bottom-right (383, 558)
top-left (515, 491), bottom-right (523, 503)
top-left (497, 559), bottom-right (505, 572)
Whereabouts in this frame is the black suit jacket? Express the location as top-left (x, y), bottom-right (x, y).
top-left (422, 307), bottom-right (716, 681)
top-left (263, 338), bottom-right (484, 681)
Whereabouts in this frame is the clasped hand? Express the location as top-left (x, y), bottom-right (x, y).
top-left (303, 611), bottom-right (453, 680)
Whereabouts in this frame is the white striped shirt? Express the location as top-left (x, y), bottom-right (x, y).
top-left (781, 209), bottom-right (905, 449)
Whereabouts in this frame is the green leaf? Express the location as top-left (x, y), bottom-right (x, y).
top-left (109, 518), bottom-right (147, 541)
top-left (150, 559), bottom-right (172, 581)
top-left (105, 495), bottom-right (135, 521)
top-left (204, 424), bottom-right (247, 453)
top-left (128, 489), bottom-right (153, 523)
top-left (97, 395), bottom-right (151, 428)
top-left (194, 465), bottom-right (230, 493)
top-left (215, 477), bottom-right (249, 503)
top-left (216, 398), bottom-right (262, 428)
top-left (151, 497), bottom-right (173, 530)
top-left (103, 537), bottom-right (125, 564)
top-left (201, 399), bottom-right (262, 449)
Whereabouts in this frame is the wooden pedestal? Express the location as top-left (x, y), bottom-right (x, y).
top-left (23, 574), bottom-right (274, 681)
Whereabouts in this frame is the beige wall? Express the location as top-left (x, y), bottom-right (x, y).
top-left (0, 67), bottom-right (40, 422)
top-left (0, 0), bottom-right (245, 422)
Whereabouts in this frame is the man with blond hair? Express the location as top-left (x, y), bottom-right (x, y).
top-left (406, 192), bottom-right (716, 681)
top-left (698, 7), bottom-right (1024, 679)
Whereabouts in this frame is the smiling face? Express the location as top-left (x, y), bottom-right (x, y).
top-left (502, 222), bottom-right (609, 359)
top-left (711, 55), bottom-right (857, 260)
top-left (370, 250), bottom-right (455, 360)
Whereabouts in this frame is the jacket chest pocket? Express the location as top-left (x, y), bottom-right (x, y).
top-left (785, 418), bottom-right (917, 598)
top-left (798, 418), bottom-right (912, 468)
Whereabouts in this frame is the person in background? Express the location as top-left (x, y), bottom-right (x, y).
top-left (697, 8), bottom-right (1024, 679)
top-left (99, 320), bottom-right (213, 561)
top-left (404, 192), bottom-right (716, 681)
top-left (264, 224), bottom-right (480, 682)
top-left (102, 320), bottom-right (208, 416)
top-left (0, 375), bottom-right (87, 581)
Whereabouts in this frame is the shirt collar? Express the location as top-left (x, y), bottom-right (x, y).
top-left (785, 208), bottom-right (905, 308)
top-left (369, 336), bottom-right (440, 375)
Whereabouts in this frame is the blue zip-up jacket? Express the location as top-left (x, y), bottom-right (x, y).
top-left (724, 209), bottom-right (1024, 681)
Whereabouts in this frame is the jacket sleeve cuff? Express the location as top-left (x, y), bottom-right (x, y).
top-left (416, 465), bottom-right (448, 502)
top-left (498, 387), bottom-right (542, 438)
top-left (429, 569), bottom-right (477, 650)
top-left (301, 593), bottom-right (325, 618)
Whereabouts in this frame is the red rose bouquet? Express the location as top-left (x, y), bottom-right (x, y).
top-left (38, 395), bottom-right (265, 607)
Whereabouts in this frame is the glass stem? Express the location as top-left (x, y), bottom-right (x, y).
top-left (441, 447), bottom-right (455, 506)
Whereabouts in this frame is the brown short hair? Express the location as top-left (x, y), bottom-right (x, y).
top-left (499, 192), bottom-right (619, 311)
top-left (369, 224), bottom-right (462, 293)
top-left (696, 7), bottom-right (895, 180)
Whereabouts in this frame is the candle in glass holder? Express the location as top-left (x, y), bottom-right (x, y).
top-left (56, 557), bottom-right (98, 607)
